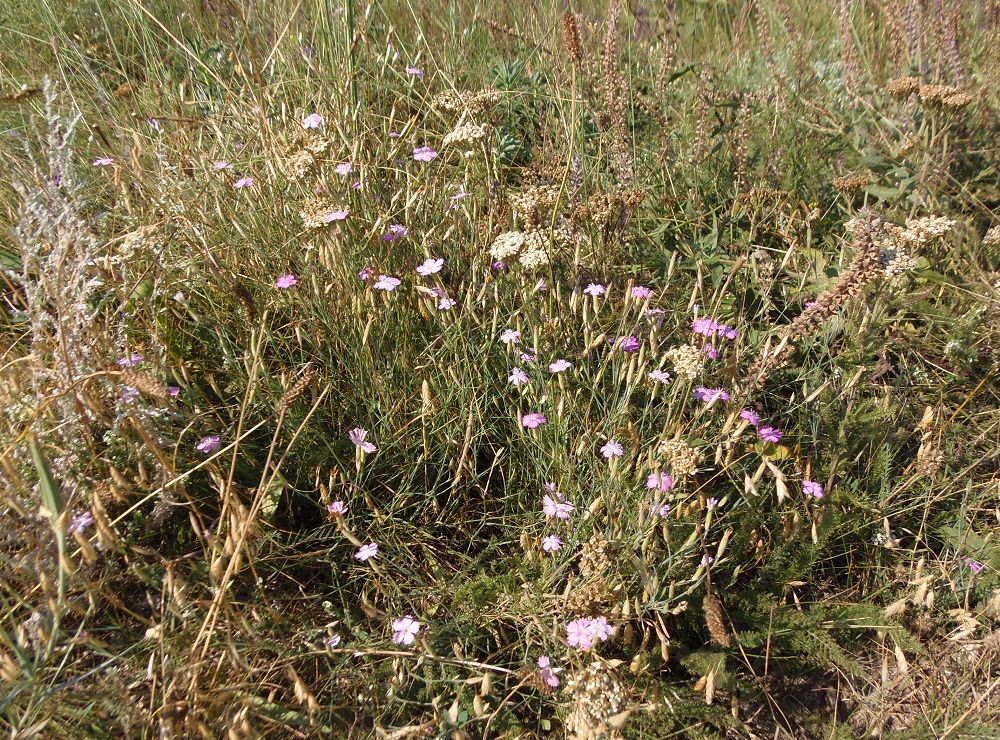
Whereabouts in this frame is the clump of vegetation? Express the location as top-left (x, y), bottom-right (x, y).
top-left (2, 0), bottom-right (999, 736)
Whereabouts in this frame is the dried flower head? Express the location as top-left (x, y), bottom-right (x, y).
top-left (564, 660), bottom-right (629, 740)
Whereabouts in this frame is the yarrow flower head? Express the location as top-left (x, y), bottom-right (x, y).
top-left (327, 500), bottom-right (347, 516)
top-left (583, 283), bottom-right (607, 297)
top-left (301, 112), bottom-right (324, 129)
top-left (566, 616), bottom-right (613, 650)
top-left (600, 441), bottom-right (624, 459)
top-left (542, 534), bottom-right (562, 553)
top-left (196, 435), bottom-right (221, 454)
top-left (383, 224), bottom-right (407, 242)
top-left (349, 427), bottom-right (377, 453)
top-left (802, 480), bottom-right (824, 499)
top-left (522, 413), bottom-right (546, 429)
top-left (275, 273), bottom-right (298, 289)
top-left (508, 367), bottom-right (529, 386)
top-left (355, 543), bottom-right (378, 561)
top-left (549, 359), bottom-right (572, 373)
top-left (412, 146), bottom-right (438, 162)
top-left (694, 387), bottom-right (730, 404)
top-left (416, 257), bottom-right (443, 276)
top-left (391, 615), bottom-right (421, 645)
top-left (758, 426), bottom-right (783, 443)
top-left (373, 275), bottom-right (401, 291)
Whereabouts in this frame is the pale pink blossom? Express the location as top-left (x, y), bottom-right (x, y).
top-left (392, 615), bottom-right (421, 645)
top-left (349, 427), bottom-right (377, 453)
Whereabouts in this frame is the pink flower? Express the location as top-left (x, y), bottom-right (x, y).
top-left (92, 157), bottom-right (113, 167)
top-left (335, 162), bottom-right (353, 175)
top-left (739, 408), bottom-right (760, 427)
top-left (542, 494), bottom-right (574, 520)
top-left (234, 176), bottom-right (254, 189)
top-left (508, 367), bottom-right (529, 386)
top-left (405, 66), bottom-right (424, 78)
top-left (500, 329), bottom-right (521, 344)
top-left (117, 352), bottom-right (144, 367)
top-left (618, 336), bottom-right (640, 353)
top-left (416, 257), bottom-right (443, 276)
top-left (519, 351), bottom-right (536, 363)
top-left (542, 534), bottom-right (562, 552)
top-left (275, 273), bottom-right (298, 289)
top-left (323, 635), bottom-right (341, 648)
top-left (355, 543), bottom-right (378, 561)
top-left (549, 359), bottom-right (571, 373)
top-left (538, 656), bottom-right (560, 687)
top-left (648, 369), bottom-right (671, 384)
top-left (349, 427), bottom-right (377, 453)
top-left (438, 297), bottom-right (456, 310)
top-left (601, 441), bottom-right (623, 459)
top-left (358, 266), bottom-right (372, 281)
top-left (327, 500), bottom-right (347, 516)
top-left (391, 615), bottom-right (421, 645)
top-left (323, 208), bottom-right (350, 222)
top-left (694, 387), bottom-right (730, 404)
top-left (521, 413), bottom-right (546, 429)
top-left (630, 285), bottom-right (650, 299)
top-left (413, 146), bottom-right (437, 162)
top-left (68, 510), bottom-right (95, 534)
top-left (196, 435), bottom-right (221, 454)
top-left (373, 275), bottom-right (401, 291)
top-left (301, 112), bottom-right (324, 129)
top-left (703, 343), bottom-right (719, 360)
top-left (534, 279), bottom-right (549, 293)
top-left (646, 472), bottom-right (674, 492)
top-left (566, 616), bottom-right (613, 650)
top-left (759, 426), bottom-right (782, 443)
top-left (706, 497), bottom-right (719, 509)
top-left (212, 160), bottom-right (232, 169)
top-left (701, 554), bottom-right (714, 566)
top-left (964, 557), bottom-right (985, 574)
top-left (650, 502), bottom-right (671, 518)
top-left (167, 386), bottom-right (181, 397)
top-left (583, 283), bottom-right (606, 297)
top-left (383, 224), bottom-right (407, 242)
top-left (802, 480), bottom-right (824, 499)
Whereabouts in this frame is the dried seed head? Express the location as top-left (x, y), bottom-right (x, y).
top-left (562, 11), bottom-right (583, 65)
top-left (565, 660), bottom-right (629, 739)
top-left (703, 592), bottom-right (732, 647)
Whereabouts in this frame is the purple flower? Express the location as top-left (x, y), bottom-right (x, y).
top-left (355, 543), bottom-right (378, 561)
top-left (759, 426), bottom-right (783, 443)
top-left (619, 336), bottom-right (640, 353)
top-left (450, 187), bottom-right (471, 204)
top-left (692, 317), bottom-right (738, 340)
top-left (323, 634), bottom-right (342, 648)
top-left (322, 209), bottom-right (350, 223)
top-left (391, 615), bottom-right (421, 645)
top-left (519, 351), bottom-right (536, 363)
top-left (650, 502), bottom-right (671, 518)
top-left (119, 386), bottom-right (139, 404)
top-left (438, 297), bottom-right (456, 310)
top-left (521, 413), bottom-right (546, 429)
top-left (388, 130), bottom-right (402, 139)
top-left (68, 510), bottom-right (95, 535)
top-left (349, 427), bottom-right (377, 453)
top-left (335, 161), bottom-right (353, 175)
top-left (275, 273), bottom-right (298, 289)
top-left (542, 494), bottom-right (574, 520)
top-left (583, 283), bottom-right (606, 297)
top-left (802, 480), bottom-right (824, 499)
top-left (566, 616), bottom-right (613, 650)
top-left (117, 352), bottom-right (144, 368)
top-left (703, 343), bottom-right (719, 360)
top-left (534, 279), bottom-right (549, 293)
top-left (648, 369), bottom-right (671, 384)
top-left (538, 656), bottom-right (560, 687)
top-left (542, 534), bottom-right (562, 553)
top-left (492, 260), bottom-right (506, 270)
top-left (964, 557), bottom-right (985, 574)
top-left (646, 307), bottom-right (666, 317)
top-left (701, 554), bottom-right (714, 566)
top-left (167, 386), bottom-right (181, 397)
top-left (373, 275), bottom-right (401, 291)
top-left (358, 265), bottom-right (372, 281)
top-left (631, 285), bottom-right (651, 299)
top-left (327, 500), bottom-right (347, 516)
top-left (233, 176), bottom-right (254, 189)
top-left (383, 224), bottom-right (407, 242)
top-left (500, 329), bottom-right (521, 344)
top-left (694, 387), bottom-right (730, 404)
top-left (549, 359), bottom-right (572, 373)
top-left (416, 257), bottom-right (443, 276)
top-left (706, 497), bottom-right (719, 509)
top-left (92, 157), bottom-right (114, 167)
top-left (405, 66), bottom-right (424, 78)
top-left (302, 112), bottom-right (324, 129)
top-left (739, 408), bottom-right (760, 427)
top-left (196, 435), bottom-right (221, 454)
top-left (508, 367), bottom-right (529, 386)
top-left (646, 472), bottom-right (674, 492)
top-left (601, 441), bottom-right (624, 459)
top-left (412, 146), bottom-right (437, 162)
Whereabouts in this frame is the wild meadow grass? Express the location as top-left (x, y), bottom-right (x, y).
top-left (1, 0), bottom-right (1000, 736)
